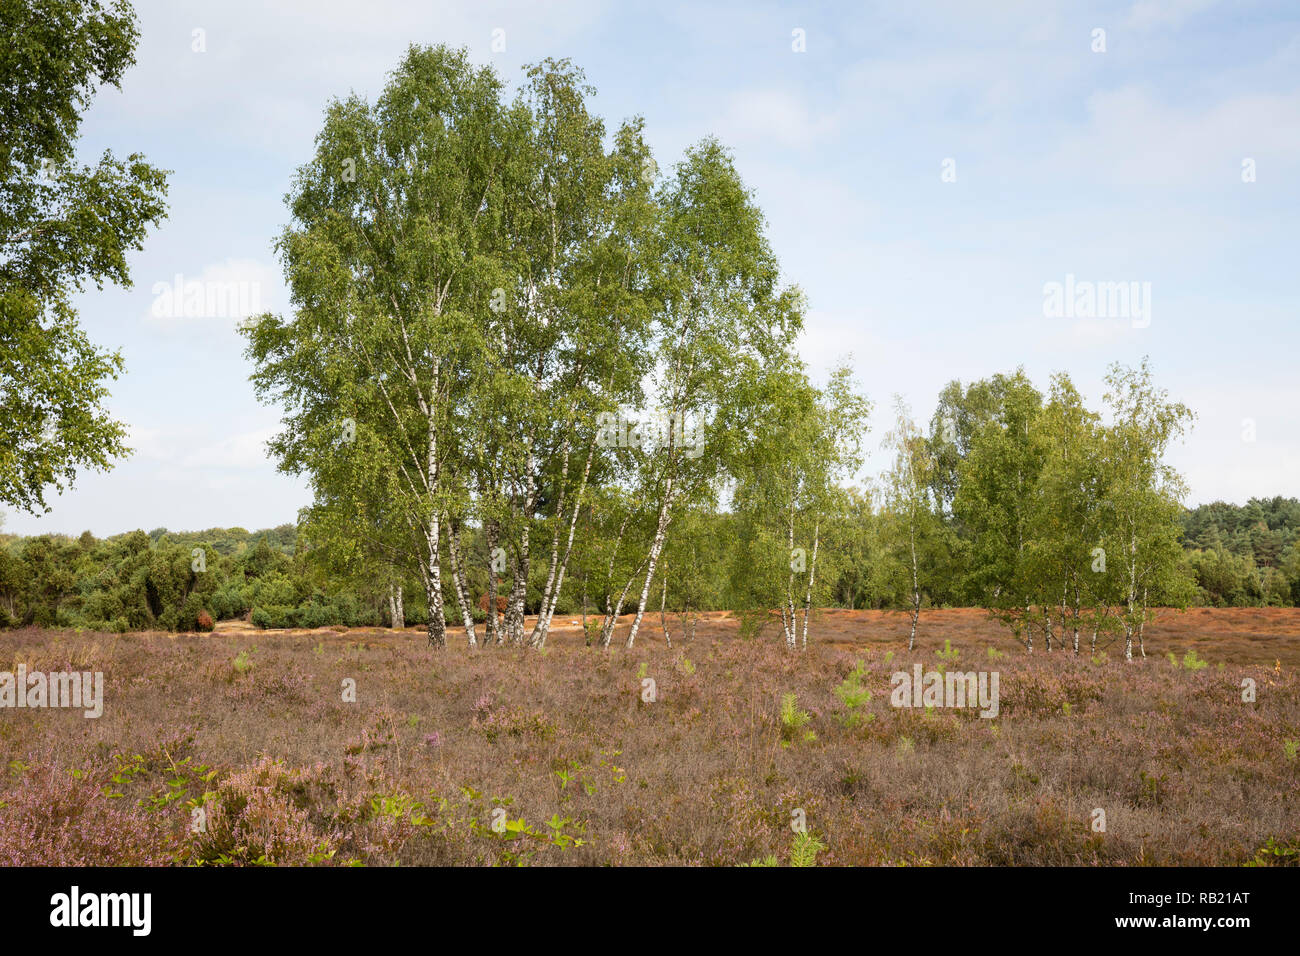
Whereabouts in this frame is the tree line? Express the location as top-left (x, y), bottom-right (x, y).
top-left (3, 371), bottom-right (1295, 656)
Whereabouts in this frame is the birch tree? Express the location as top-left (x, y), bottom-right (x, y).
top-left (1, 0), bottom-right (168, 513)
top-left (953, 371), bottom-right (1045, 650)
top-left (473, 62), bottom-right (656, 649)
top-left (1099, 359), bottom-right (1194, 661)
top-left (730, 363), bottom-right (869, 649)
top-left (243, 45), bottom-right (519, 648)
top-left (880, 396), bottom-right (939, 651)
top-left (612, 140), bottom-right (804, 648)
top-left (1023, 374), bottom-right (1106, 654)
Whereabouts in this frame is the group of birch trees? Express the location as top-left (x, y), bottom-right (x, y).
top-left (892, 360), bottom-right (1195, 660)
top-left (242, 45), bottom-right (811, 650)
top-left (242, 45), bottom-right (1195, 658)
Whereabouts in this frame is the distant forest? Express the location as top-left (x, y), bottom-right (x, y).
top-left (2, 496), bottom-right (1296, 634)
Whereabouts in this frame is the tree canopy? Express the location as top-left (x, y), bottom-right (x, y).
top-left (0, 0), bottom-right (169, 512)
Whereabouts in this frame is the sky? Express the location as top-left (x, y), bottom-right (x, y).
top-left (6, 0), bottom-right (1299, 536)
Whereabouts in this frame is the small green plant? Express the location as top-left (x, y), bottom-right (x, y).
top-left (677, 656), bottom-right (696, 676)
top-left (543, 813), bottom-right (586, 849)
top-left (987, 646), bottom-right (1005, 661)
top-left (369, 792), bottom-right (435, 826)
top-left (636, 662), bottom-right (648, 679)
top-left (780, 692), bottom-right (814, 747)
top-left (1246, 836), bottom-right (1300, 867)
top-left (232, 647), bottom-right (256, 674)
top-left (883, 650), bottom-right (895, 664)
top-left (834, 660), bottom-right (874, 728)
top-left (790, 830), bottom-right (827, 867)
top-left (737, 830), bottom-right (827, 867)
top-left (896, 735), bottom-right (914, 755)
top-left (736, 609), bottom-right (768, 641)
top-left (936, 640), bottom-right (960, 664)
top-left (596, 749), bottom-right (626, 785)
top-left (1136, 770), bottom-right (1166, 808)
top-left (1284, 739), bottom-right (1299, 762)
top-left (1167, 649), bottom-right (1208, 671)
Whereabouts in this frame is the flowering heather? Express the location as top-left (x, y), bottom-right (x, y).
top-left (0, 616), bottom-right (1297, 866)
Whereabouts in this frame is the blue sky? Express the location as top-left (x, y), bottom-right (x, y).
top-left (7, 0), bottom-right (1299, 536)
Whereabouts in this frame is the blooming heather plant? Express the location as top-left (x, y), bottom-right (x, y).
top-left (0, 624), bottom-right (1295, 865)
top-left (189, 758), bottom-right (340, 866)
top-left (0, 758), bottom-right (177, 866)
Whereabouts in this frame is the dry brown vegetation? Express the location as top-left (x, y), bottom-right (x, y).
top-left (1, 607), bottom-right (1298, 866)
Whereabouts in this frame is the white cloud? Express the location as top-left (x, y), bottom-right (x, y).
top-left (715, 89), bottom-right (838, 149)
top-left (125, 422), bottom-right (278, 473)
top-left (1049, 86), bottom-right (1300, 188)
top-left (124, 424), bottom-right (184, 463)
top-left (180, 428), bottom-right (278, 471)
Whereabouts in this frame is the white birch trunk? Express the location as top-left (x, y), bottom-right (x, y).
top-left (425, 516), bottom-right (447, 649)
top-left (425, 384), bottom-right (447, 649)
top-left (908, 510), bottom-right (920, 652)
top-left (1125, 527), bottom-right (1137, 662)
top-left (531, 444), bottom-right (594, 649)
top-left (800, 520), bottom-right (819, 650)
top-left (388, 583), bottom-right (405, 630)
top-left (625, 478), bottom-right (675, 649)
top-left (485, 517), bottom-right (502, 645)
top-left (446, 520), bottom-right (478, 647)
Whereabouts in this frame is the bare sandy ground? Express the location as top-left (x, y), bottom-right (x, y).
top-left (200, 606), bottom-right (1300, 666)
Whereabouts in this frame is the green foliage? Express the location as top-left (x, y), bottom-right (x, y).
top-left (1168, 649), bottom-right (1209, 671)
top-left (779, 692), bottom-right (814, 746)
top-left (834, 660), bottom-right (874, 727)
top-left (0, 524), bottom-right (403, 632)
top-left (1245, 836), bottom-right (1300, 867)
top-left (0, 0), bottom-right (169, 512)
top-left (231, 648), bottom-right (255, 675)
top-left (738, 830), bottom-right (826, 867)
top-left (1183, 498), bottom-right (1300, 607)
top-left (790, 830), bottom-right (827, 867)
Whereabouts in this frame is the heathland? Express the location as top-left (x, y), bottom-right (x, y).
top-left (2, 608), bottom-right (1296, 866)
